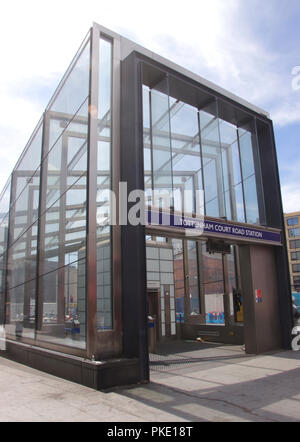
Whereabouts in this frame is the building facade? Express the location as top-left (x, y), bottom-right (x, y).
top-left (0, 23), bottom-right (293, 389)
top-left (284, 212), bottom-right (300, 299)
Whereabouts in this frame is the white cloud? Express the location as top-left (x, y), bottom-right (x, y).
top-left (281, 183), bottom-right (300, 214)
top-left (271, 98), bottom-right (300, 127)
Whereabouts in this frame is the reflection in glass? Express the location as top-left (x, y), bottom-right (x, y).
top-left (97, 37), bottom-right (112, 331)
top-left (143, 78), bottom-right (264, 226)
top-left (143, 86), bottom-right (152, 202)
top-left (243, 175), bottom-right (259, 225)
top-left (227, 246), bottom-right (243, 324)
top-left (171, 103), bottom-right (202, 214)
top-left (50, 42), bottom-right (90, 123)
top-left (238, 129), bottom-right (255, 180)
top-left (151, 87), bottom-right (173, 209)
top-left (200, 104), bottom-right (225, 218)
top-left (0, 178), bottom-right (11, 324)
top-left (219, 120), bottom-right (245, 222)
top-left (37, 259), bottom-right (86, 349)
top-left (34, 40), bottom-right (90, 348)
top-left (202, 244), bottom-right (225, 326)
top-left (0, 35), bottom-right (91, 349)
top-left (187, 241), bottom-right (200, 315)
top-left (172, 239), bottom-right (185, 323)
top-left (4, 121), bottom-right (42, 336)
top-left (6, 216), bottom-right (39, 339)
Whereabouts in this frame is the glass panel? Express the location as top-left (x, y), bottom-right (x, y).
top-left (202, 243), bottom-right (225, 326)
top-left (37, 259), bottom-right (86, 348)
top-left (0, 36), bottom-right (91, 350)
top-left (227, 246), bottom-right (243, 324)
top-left (44, 100), bottom-right (89, 211)
top-left (0, 252), bottom-right (7, 324)
top-left (187, 241), bottom-right (200, 315)
top-left (294, 277), bottom-right (300, 291)
top-left (219, 120), bottom-right (245, 222)
top-left (46, 38), bottom-right (90, 169)
top-left (8, 219), bottom-right (38, 290)
top-left (0, 177), bottom-right (11, 260)
top-left (142, 80), bottom-right (265, 226)
top-left (98, 38), bottom-right (112, 124)
top-left (289, 228), bottom-right (300, 238)
top-left (291, 252), bottom-right (300, 261)
top-left (151, 86), bottom-right (173, 209)
top-left (5, 217), bottom-right (39, 339)
top-left (96, 242), bottom-right (111, 330)
top-left (5, 279), bottom-right (36, 339)
top-left (4, 123), bottom-right (42, 335)
top-left (287, 217), bottom-right (298, 226)
top-left (97, 37), bottom-right (112, 331)
top-left (170, 103), bottom-right (202, 214)
top-left (238, 127), bottom-right (260, 224)
top-left (143, 86), bottom-right (152, 198)
top-left (172, 239), bottom-right (185, 323)
top-left (40, 177), bottom-right (87, 271)
top-left (0, 177), bottom-right (12, 224)
top-left (34, 40), bottom-right (90, 349)
top-left (12, 175), bottom-right (40, 243)
top-left (200, 102), bottom-right (225, 218)
top-left (50, 41), bottom-right (90, 129)
top-left (243, 175), bottom-right (260, 225)
top-left (13, 124), bottom-right (43, 205)
top-left (0, 178), bottom-right (10, 323)
top-left (238, 129), bottom-right (255, 180)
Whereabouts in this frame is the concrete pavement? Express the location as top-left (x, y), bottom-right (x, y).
top-left (0, 344), bottom-right (300, 422)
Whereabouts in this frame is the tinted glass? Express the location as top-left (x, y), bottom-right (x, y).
top-left (289, 228), bottom-right (300, 238)
top-left (219, 120), bottom-right (244, 222)
top-left (243, 175), bottom-right (259, 225)
top-left (97, 37), bottom-right (112, 331)
top-left (187, 241), bottom-right (200, 315)
top-left (290, 240), bottom-right (300, 249)
top-left (202, 243), bottom-right (225, 326)
top-left (200, 103), bottom-right (225, 218)
top-left (151, 87), bottom-right (173, 208)
top-left (170, 103), bottom-right (202, 214)
top-left (142, 79), bottom-right (264, 225)
top-left (143, 86), bottom-right (152, 197)
top-left (287, 217), bottom-right (298, 226)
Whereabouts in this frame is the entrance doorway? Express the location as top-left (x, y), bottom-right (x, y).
top-left (146, 235), bottom-right (245, 354)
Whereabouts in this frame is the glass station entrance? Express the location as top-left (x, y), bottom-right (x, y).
top-left (146, 235), bottom-right (244, 351)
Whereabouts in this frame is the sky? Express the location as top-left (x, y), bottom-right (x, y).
top-left (0, 0), bottom-right (299, 213)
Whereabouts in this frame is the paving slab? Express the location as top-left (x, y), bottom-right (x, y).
top-left (0, 344), bottom-right (300, 422)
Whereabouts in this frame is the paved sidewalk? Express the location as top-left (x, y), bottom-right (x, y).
top-left (0, 346), bottom-right (300, 422)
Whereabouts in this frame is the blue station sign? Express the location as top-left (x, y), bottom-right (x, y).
top-left (147, 210), bottom-right (282, 245)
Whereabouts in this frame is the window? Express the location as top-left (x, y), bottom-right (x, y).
top-left (294, 276), bottom-right (300, 291)
top-left (292, 264), bottom-right (300, 273)
top-left (290, 240), bottom-right (300, 249)
top-left (291, 251), bottom-right (300, 261)
top-left (289, 228), bottom-right (300, 238)
top-left (287, 217), bottom-right (298, 226)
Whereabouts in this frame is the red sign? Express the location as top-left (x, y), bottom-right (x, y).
top-left (255, 289), bottom-right (263, 303)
